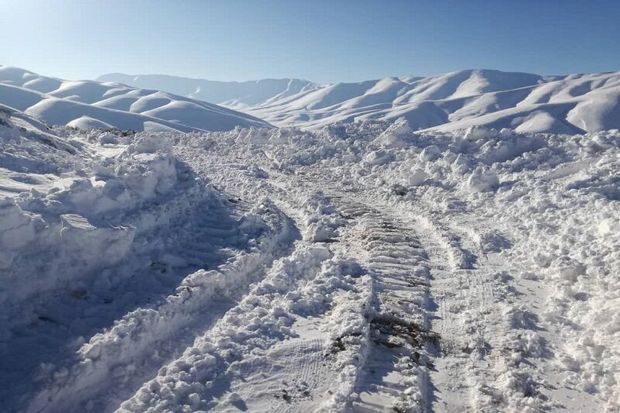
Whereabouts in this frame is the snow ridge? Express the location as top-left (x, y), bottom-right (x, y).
top-left (0, 66), bottom-right (270, 133)
top-left (100, 69), bottom-right (620, 133)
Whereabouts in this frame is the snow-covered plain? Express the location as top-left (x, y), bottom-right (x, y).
top-left (0, 66), bottom-right (270, 133)
top-left (1, 97), bottom-right (618, 413)
top-left (98, 69), bottom-right (620, 134)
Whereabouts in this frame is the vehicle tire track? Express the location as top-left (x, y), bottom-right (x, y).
top-left (267, 338), bottom-right (330, 413)
top-left (328, 196), bottom-right (435, 413)
top-left (114, 242), bottom-right (333, 413)
top-left (415, 214), bottom-right (515, 413)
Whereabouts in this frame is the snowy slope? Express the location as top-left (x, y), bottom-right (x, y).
top-left (100, 69), bottom-right (620, 133)
top-left (245, 70), bottom-right (620, 133)
top-left (96, 73), bottom-right (318, 107)
top-left (2, 105), bottom-right (618, 413)
top-left (0, 66), bottom-right (270, 132)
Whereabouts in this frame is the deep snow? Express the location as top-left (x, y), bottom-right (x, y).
top-left (0, 104), bottom-right (618, 413)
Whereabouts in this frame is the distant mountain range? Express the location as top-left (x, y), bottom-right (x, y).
top-left (99, 69), bottom-right (620, 134)
top-left (97, 73), bottom-right (317, 107)
top-left (0, 66), bottom-right (269, 133)
top-left (1, 65), bottom-right (619, 134)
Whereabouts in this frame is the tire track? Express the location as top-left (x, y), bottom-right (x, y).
top-left (416, 215), bottom-right (514, 412)
top-left (115, 243), bottom-right (333, 413)
top-left (267, 338), bottom-right (330, 413)
top-left (328, 196), bottom-right (435, 413)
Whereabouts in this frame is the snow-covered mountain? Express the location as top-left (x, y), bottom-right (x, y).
top-left (100, 69), bottom-right (620, 133)
top-left (0, 66), bottom-right (270, 132)
top-left (97, 73), bottom-right (317, 107)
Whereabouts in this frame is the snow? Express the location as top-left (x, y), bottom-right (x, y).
top-left (0, 82), bottom-right (619, 413)
top-left (100, 69), bottom-right (620, 133)
top-left (96, 73), bottom-right (318, 107)
top-left (0, 66), bottom-right (270, 133)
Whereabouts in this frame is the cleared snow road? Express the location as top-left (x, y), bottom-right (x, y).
top-left (1, 114), bottom-right (618, 412)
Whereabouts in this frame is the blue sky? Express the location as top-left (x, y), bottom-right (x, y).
top-left (2, 0), bottom-right (619, 82)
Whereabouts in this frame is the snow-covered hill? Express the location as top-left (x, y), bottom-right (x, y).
top-left (1, 104), bottom-right (618, 412)
top-left (97, 73), bottom-right (317, 107)
top-left (100, 69), bottom-right (620, 133)
top-left (0, 66), bottom-right (270, 132)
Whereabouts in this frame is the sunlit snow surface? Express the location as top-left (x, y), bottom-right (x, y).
top-left (0, 108), bottom-right (618, 412)
top-left (0, 66), bottom-right (270, 133)
top-left (100, 69), bottom-right (620, 134)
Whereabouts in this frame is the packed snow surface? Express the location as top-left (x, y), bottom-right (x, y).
top-left (0, 106), bottom-right (619, 413)
top-left (100, 69), bottom-right (620, 133)
top-left (0, 66), bottom-right (270, 133)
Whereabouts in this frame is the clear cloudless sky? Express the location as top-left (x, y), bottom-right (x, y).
top-left (1, 0), bottom-right (620, 83)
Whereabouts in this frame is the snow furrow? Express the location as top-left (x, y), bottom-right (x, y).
top-left (416, 214), bottom-right (555, 412)
top-left (115, 243), bottom-right (334, 412)
top-left (24, 201), bottom-right (297, 413)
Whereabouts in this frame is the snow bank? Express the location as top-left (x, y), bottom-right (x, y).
top-left (26, 200), bottom-right (297, 413)
top-left (0, 117), bottom-right (190, 327)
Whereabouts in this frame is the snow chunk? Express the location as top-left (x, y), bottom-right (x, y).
top-left (467, 168), bottom-right (499, 192)
top-left (464, 125), bottom-right (495, 140)
top-left (419, 145), bottom-right (440, 162)
top-left (364, 150), bottom-right (394, 166)
top-left (408, 167), bottom-right (429, 186)
top-left (374, 117), bottom-right (413, 148)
